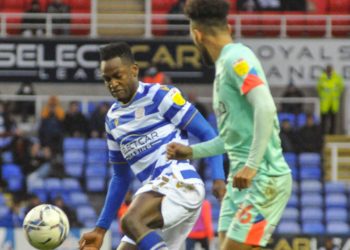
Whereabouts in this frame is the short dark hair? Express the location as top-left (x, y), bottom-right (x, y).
top-left (184, 0), bottom-right (230, 27)
top-left (99, 42), bottom-right (135, 63)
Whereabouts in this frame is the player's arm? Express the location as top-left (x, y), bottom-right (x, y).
top-left (245, 85), bottom-right (276, 169)
top-left (230, 56), bottom-right (276, 189)
top-left (79, 123), bottom-right (131, 250)
top-left (159, 86), bottom-right (226, 198)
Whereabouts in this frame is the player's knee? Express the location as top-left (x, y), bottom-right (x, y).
top-left (121, 212), bottom-right (140, 236)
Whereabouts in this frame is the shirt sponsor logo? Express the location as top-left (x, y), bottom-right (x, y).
top-left (233, 59), bottom-right (250, 77)
top-left (170, 89), bottom-right (186, 106)
top-left (120, 131), bottom-right (160, 160)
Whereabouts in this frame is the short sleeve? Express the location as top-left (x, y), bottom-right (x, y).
top-left (155, 86), bottom-right (198, 129)
top-left (230, 57), bottom-right (264, 95)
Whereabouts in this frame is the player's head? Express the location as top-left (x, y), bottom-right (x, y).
top-left (100, 42), bottom-right (139, 104)
top-left (184, 0), bottom-right (230, 65)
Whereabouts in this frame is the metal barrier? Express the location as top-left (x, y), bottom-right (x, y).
top-left (326, 142), bottom-right (350, 181)
top-left (0, 12), bottom-right (349, 38)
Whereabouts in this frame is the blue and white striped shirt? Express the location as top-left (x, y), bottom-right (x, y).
top-left (106, 82), bottom-right (201, 184)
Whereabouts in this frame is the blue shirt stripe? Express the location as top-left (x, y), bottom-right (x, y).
top-left (163, 104), bottom-right (182, 121)
top-left (151, 162), bottom-right (172, 180)
top-left (116, 119), bottom-right (169, 143)
top-left (136, 160), bottom-right (157, 182)
top-left (178, 105), bottom-right (197, 129)
top-left (128, 130), bottom-right (177, 165)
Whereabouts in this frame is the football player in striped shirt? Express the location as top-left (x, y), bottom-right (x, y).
top-left (79, 42), bottom-right (225, 250)
top-left (167, 0), bottom-right (292, 249)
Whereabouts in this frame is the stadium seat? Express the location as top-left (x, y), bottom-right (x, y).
top-left (2, 163), bottom-right (22, 179)
top-left (307, 0), bottom-right (328, 14)
top-left (261, 12), bottom-right (281, 37)
top-left (300, 167), bottom-right (321, 180)
top-left (282, 207), bottom-right (299, 221)
top-left (87, 138), bottom-right (108, 152)
top-left (283, 152), bottom-right (297, 168)
top-left (70, 9), bottom-right (90, 35)
top-left (85, 164), bottom-right (107, 192)
top-left (64, 163), bottom-right (84, 178)
top-left (278, 113), bottom-right (296, 127)
top-left (71, 0), bottom-right (91, 10)
top-left (62, 178), bottom-right (82, 192)
top-left (86, 152), bottom-right (108, 164)
top-left (302, 222), bottom-right (325, 234)
top-left (45, 178), bottom-right (62, 193)
top-left (329, 0), bottom-right (350, 13)
top-left (326, 222), bottom-right (350, 234)
top-left (305, 14), bottom-right (326, 37)
top-left (287, 193), bottom-right (299, 208)
top-left (290, 166), bottom-right (299, 180)
top-left (69, 192), bottom-right (89, 206)
top-left (301, 207), bottom-right (323, 221)
top-left (0, 195), bottom-right (6, 206)
top-left (2, 0), bottom-right (25, 9)
top-left (240, 12), bottom-right (261, 37)
top-left (76, 206), bottom-right (96, 223)
top-left (63, 137), bottom-right (85, 151)
top-left (300, 193), bottom-right (323, 207)
top-left (325, 194), bottom-right (347, 208)
top-left (1, 151), bottom-right (13, 163)
top-left (292, 181), bottom-right (299, 193)
top-left (286, 12), bottom-right (306, 37)
top-left (277, 221), bottom-right (301, 234)
top-left (32, 190), bottom-right (48, 202)
top-left (325, 182), bottom-right (346, 194)
top-left (299, 153), bottom-right (321, 168)
top-left (300, 180), bottom-right (322, 193)
top-left (326, 208), bottom-right (348, 222)
top-left (332, 16), bottom-right (350, 37)
top-left (27, 179), bottom-right (45, 193)
top-left (63, 151), bottom-right (85, 164)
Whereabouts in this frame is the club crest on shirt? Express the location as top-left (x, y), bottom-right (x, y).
top-left (135, 107), bottom-right (145, 119)
top-left (160, 85), bottom-right (170, 91)
top-left (233, 59), bottom-right (250, 77)
top-left (170, 89), bottom-right (186, 106)
top-left (114, 118), bottom-right (119, 127)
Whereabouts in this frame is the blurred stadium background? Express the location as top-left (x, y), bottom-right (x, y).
top-left (0, 0), bottom-right (349, 249)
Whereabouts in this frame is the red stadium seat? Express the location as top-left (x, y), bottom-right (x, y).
top-left (329, 0), bottom-right (350, 13)
top-left (70, 9), bottom-right (90, 35)
top-left (307, 0), bottom-right (328, 14)
top-left (240, 12), bottom-right (261, 37)
top-left (286, 12), bottom-right (306, 37)
top-left (152, 0), bottom-right (176, 12)
top-left (229, 0), bottom-right (237, 13)
top-left (305, 14), bottom-right (326, 37)
top-left (332, 16), bottom-right (350, 37)
top-left (38, 0), bottom-right (49, 12)
top-left (71, 0), bottom-right (91, 11)
top-left (2, 0), bottom-right (25, 10)
top-left (261, 12), bottom-right (281, 37)
top-left (1, 10), bottom-right (23, 35)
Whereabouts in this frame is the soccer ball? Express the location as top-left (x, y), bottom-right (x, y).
top-left (23, 204), bottom-right (70, 250)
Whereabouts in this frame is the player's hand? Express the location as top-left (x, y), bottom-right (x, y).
top-left (79, 227), bottom-right (106, 250)
top-left (212, 179), bottom-right (226, 201)
top-left (233, 166), bottom-right (257, 190)
top-left (166, 142), bottom-right (193, 160)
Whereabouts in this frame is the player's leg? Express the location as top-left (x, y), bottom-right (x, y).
top-left (116, 241), bottom-right (137, 250)
top-left (224, 173), bottom-right (292, 249)
top-left (221, 238), bottom-right (260, 250)
top-left (120, 191), bottom-right (166, 249)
